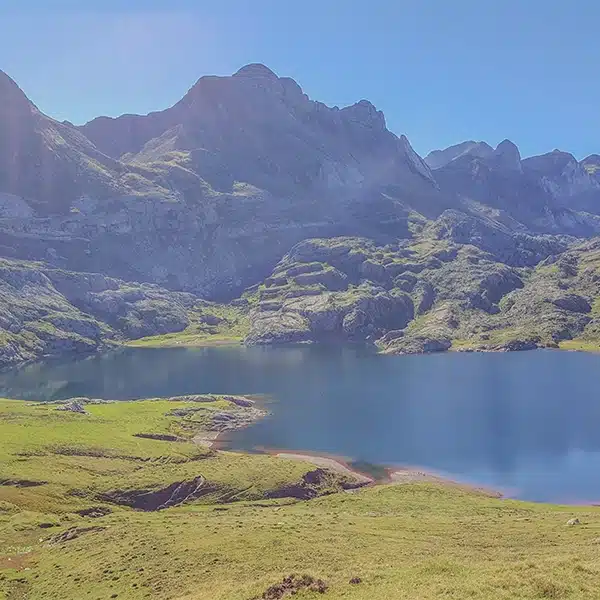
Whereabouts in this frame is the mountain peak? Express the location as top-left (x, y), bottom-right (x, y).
top-left (340, 99), bottom-right (386, 130)
top-left (424, 141), bottom-right (494, 169)
top-left (233, 63), bottom-right (278, 79)
top-left (493, 139), bottom-right (522, 171)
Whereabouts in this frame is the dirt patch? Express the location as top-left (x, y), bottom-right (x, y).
top-left (133, 433), bottom-right (182, 442)
top-left (75, 506), bottom-right (112, 518)
top-left (0, 553), bottom-right (34, 571)
top-left (256, 574), bottom-right (328, 599)
top-left (49, 526), bottom-right (106, 545)
top-left (0, 478), bottom-right (46, 488)
top-left (267, 468), bottom-right (367, 501)
top-left (99, 476), bottom-right (216, 511)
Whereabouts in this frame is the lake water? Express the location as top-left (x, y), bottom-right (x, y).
top-left (2, 345), bottom-right (600, 503)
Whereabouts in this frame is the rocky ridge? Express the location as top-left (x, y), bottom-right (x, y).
top-left (2, 64), bottom-right (600, 365)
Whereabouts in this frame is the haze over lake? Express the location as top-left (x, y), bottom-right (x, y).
top-left (3, 346), bottom-right (600, 504)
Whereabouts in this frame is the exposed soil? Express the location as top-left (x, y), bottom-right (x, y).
top-left (99, 476), bottom-right (216, 511)
top-left (257, 574), bottom-right (328, 599)
top-left (0, 478), bottom-right (46, 488)
top-left (267, 468), bottom-right (367, 501)
top-left (132, 433), bottom-right (182, 442)
top-left (0, 552), bottom-right (33, 571)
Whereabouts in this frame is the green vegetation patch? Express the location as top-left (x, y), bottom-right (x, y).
top-left (128, 303), bottom-right (249, 348)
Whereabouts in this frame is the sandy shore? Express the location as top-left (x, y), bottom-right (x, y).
top-left (274, 452), bottom-right (374, 485)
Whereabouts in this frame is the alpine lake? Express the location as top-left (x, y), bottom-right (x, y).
top-left (2, 344), bottom-right (600, 504)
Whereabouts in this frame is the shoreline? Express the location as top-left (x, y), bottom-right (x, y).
top-left (5, 339), bottom-right (600, 373)
top-left (201, 420), bottom-right (505, 496)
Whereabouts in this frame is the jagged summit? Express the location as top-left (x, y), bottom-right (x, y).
top-left (493, 139), bottom-right (522, 171)
top-left (424, 141), bottom-right (494, 169)
top-left (522, 149), bottom-right (578, 173)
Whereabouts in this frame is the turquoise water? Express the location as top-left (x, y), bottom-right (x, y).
top-left (2, 345), bottom-right (600, 503)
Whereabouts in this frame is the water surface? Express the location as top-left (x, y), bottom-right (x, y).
top-left (2, 345), bottom-right (600, 503)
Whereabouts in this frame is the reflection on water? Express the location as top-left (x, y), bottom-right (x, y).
top-left (2, 345), bottom-right (600, 502)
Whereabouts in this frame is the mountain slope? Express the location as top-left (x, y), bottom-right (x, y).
top-left (80, 64), bottom-right (437, 200)
top-left (0, 70), bottom-right (168, 216)
top-left (430, 140), bottom-right (600, 236)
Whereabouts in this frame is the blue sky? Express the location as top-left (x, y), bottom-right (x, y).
top-left (1, 0), bottom-right (599, 159)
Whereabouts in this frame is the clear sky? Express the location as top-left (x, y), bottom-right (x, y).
top-left (2, 0), bottom-right (599, 159)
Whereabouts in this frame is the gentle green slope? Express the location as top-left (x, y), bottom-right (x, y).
top-left (127, 304), bottom-right (249, 348)
top-left (2, 399), bottom-right (600, 599)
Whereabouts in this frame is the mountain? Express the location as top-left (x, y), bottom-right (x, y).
top-left (2, 63), bottom-right (600, 366)
top-left (0, 64), bottom-right (447, 299)
top-left (424, 141), bottom-right (494, 169)
top-left (80, 64), bottom-right (437, 198)
top-left (430, 140), bottom-right (600, 236)
top-left (0, 70), bottom-right (167, 217)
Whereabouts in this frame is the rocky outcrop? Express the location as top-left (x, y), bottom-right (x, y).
top-left (0, 258), bottom-right (194, 368)
top-left (380, 335), bottom-right (452, 355)
top-left (266, 468), bottom-right (366, 500)
top-left (246, 287), bottom-right (414, 345)
top-left (100, 476), bottom-right (214, 511)
top-left (55, 400), bottom-right (87, 414)
top-left (551, 294), bottom-right (592, 314)
top-left (428, 210), bottom-right (568, 267)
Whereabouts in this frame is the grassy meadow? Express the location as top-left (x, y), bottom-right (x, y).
top-left (1, 398), bottom-right (600, 599)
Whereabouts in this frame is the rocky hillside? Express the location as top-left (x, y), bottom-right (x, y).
top-left (241, 228), bottom-right (600, 354)
top-left (0, 257), bottom-right (197, 367)
top-left (1, 63), bottom-right (600, 366)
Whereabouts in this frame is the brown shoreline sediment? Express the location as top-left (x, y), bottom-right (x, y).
top-left (268, 450), bottom-right (375, 485)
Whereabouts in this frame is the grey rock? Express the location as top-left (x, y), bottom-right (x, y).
top-left (55, 400), bottom-right (87, 414)
top-left (342, 309), bottom-right (372, 338)
top-left (551, 294), bottom-right (592, 313)
top-left (199, 313), bottom-right (224, 326)
top-left (413, 281), bottom-right (436, 315)
top-left (382, 336), bottom-right (452, 355)
top-left (293, 267), bottom-right (347, 290)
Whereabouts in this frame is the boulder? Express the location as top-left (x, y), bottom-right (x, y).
top-left (551, 294), bottom-right (592, 313)
top-left (55, 400), bottom-right (88, 414)
top-left (293, 267), bottom-right (347, 291)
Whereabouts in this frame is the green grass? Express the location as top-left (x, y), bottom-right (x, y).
top-left (559, 339), bottom-right (600, 352)
top-left (0, 398), bottom-right (313, 514)
top-left (2, 399), bottom-right (600, 598)
top-left (128, 304), bottom-right (249, 348)
top-left (128, 331), bottom-right (244, 348)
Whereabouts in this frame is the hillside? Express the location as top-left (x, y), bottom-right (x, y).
top-left (2, 397), bottom-right (600, 600)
